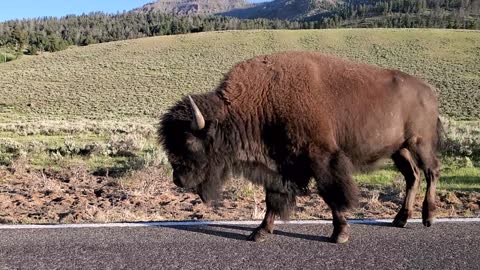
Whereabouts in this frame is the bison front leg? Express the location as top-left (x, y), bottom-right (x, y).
top-left (246, 207), bottom-right (275, 242)
top-left (247, 190), bottom-right (294, 242)
top-left (331, 210), bottom-right (350, 244)
top-left (310, 150), bottom-right (359, 244)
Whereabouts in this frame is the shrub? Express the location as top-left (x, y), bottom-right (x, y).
top-left (0, 139), bottom-right (24, 166)
top-left (0, 139), bottom-right (22, 154)
top-left (108, 134), bottom-right (146, 157)
top-left (441, 119), bottom-right (480, 161)
top-left (83, 142), bottom-right (110, 156)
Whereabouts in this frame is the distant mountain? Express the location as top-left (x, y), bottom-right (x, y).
top-left (221, 0), bottom-right (339, 21)
top-left (135, 0), bottom-right (253, 16)
top-left (135, 0), bottom-right (480, 24)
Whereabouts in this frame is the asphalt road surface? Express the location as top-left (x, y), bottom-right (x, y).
top-left (1, 220), bottom-right (479, 270)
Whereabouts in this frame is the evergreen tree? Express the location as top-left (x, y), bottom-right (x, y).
top-left (0, 3), bottom-right (478, 55)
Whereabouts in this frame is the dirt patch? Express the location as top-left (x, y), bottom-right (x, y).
top-left (0, 166), bottom-right (478, 224)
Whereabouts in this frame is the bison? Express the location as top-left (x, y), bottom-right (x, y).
top-left (159, 51), bottom-right (442, 243)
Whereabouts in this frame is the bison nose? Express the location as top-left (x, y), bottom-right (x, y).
top-left (172, 172), bottom-right (184, 188)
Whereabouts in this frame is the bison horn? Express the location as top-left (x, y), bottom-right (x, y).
top-left (188, 95), bottom-right (205, 130)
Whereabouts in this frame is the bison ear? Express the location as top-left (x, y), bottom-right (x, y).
top-left (188, 95), bottom-right (205, 130)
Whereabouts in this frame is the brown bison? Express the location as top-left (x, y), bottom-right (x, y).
top-left (159, 51), bottom-right (442, 243)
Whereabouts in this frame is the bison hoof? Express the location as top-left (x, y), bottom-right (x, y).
top-left (392, 218), bottom-right (407, 228)
top-left (422, 207), bottom-right (435, 227)
top-left (246, 228), bottom-right (271, 242)
top-left (331, 231), bottom-right (349, 244)
top-left (392, 210), bottom-right (410, 228)
top-left (422, 217), bottom-right (434, 227)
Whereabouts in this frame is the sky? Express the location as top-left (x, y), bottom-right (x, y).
top-left (1, 0), bottom-right (267, 22)
top-left (1, 0), bottom-right (151, 22)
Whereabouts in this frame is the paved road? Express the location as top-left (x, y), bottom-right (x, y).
top-left (1, 221), bottom-right (479, 270)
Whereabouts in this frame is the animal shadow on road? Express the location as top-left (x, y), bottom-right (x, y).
top-left (166, 224), bottom-right (331, 242)
top-left (214, 224), bottom-right (332, 242)
top-left (164, 225), bottom-right (247, 240)
top-left (349, 221), bottom-right (396, 228)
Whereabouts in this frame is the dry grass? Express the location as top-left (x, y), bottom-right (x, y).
top-left (0, 163), bottom-right (477, 224)
top-left (0, 119), bottom-right (156, 136)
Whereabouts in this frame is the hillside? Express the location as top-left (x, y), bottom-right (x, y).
top-left (0, 29), bottom-right (479, 122)
top-left (221, 0), bottom-right (339, 20)
top-left (136, 0), bottom-right (253, 15)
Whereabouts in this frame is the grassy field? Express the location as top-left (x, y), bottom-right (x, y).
top-left (0, 29), bottom-right (479, 194)
top-left (1, 29), bottom-right (479, 121)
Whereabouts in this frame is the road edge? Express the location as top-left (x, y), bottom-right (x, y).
top-left (0, 217), bottom-right (479, 230)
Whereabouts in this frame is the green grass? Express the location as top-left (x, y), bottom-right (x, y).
top-left (0, 29), bottom-right (479, 122)
top-left (356, 163), bottom-right (480, 192)
top-left (440, 167), bottom-right (480, 192)
top-left (356, 166), bottom-right (400, 186)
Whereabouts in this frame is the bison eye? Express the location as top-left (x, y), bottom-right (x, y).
top-left (186, 135), bottom-right (204, 153)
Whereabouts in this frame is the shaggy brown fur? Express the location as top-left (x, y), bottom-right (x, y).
top-left (159, 51), bottom-right (442, 243)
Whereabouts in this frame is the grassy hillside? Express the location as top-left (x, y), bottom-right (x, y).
top-left (0, 29), bottom-right (479, 123)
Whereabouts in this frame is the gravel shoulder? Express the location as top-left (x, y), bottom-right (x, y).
top-left (1, 166), bottom-right (478, 224)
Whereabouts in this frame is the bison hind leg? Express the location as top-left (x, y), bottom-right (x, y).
top-left (391, 148), bottom-right (421, 228)
top-left (407, 138), bottom-right (441, 227)
top-left (310, 150), bottom-right (359, 244)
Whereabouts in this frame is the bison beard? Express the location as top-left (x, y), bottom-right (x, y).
top-left (197, 161), bottom-right (229, 203)
top-left (159, 51), bottom-right (442, 243)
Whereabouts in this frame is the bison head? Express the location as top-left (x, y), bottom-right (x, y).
top-left (159, 95), bottom-right (227, 202)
